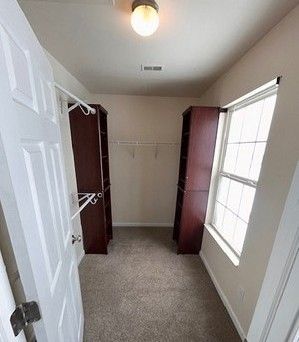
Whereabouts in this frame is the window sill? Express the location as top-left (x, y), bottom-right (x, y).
top-left (204, 224), bottom-right (240, 267)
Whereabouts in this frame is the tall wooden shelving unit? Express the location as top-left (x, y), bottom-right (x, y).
top-left (173, 106), bottom-right (220, 254)
top-left (70, 104), bottom-right (112, 254)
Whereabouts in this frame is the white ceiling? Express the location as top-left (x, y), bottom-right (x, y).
top-left (19, 0), bottom-right (299, 97)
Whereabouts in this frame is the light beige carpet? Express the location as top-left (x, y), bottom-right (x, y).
top-left (79, 227), bottom-right (240, 342)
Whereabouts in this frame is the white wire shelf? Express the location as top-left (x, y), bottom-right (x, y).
top-left (109, 140), bottom-right (179, 146)
top-left (109, 140), bottom-right (179, 158)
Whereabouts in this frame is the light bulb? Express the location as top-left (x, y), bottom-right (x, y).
top-left (131, 4), bottom-right (159, 37)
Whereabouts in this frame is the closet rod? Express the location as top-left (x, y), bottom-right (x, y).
top-left (54, 82), bottom-right (96, 115)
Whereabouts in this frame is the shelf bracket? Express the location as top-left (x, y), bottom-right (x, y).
top-left (54, 82), bottom-right (96, 116)
top-left (71, 192), bottom-right (103, 220)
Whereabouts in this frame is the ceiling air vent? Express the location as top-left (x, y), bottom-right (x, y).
top-left (141, 65), bottom-right (163, 71)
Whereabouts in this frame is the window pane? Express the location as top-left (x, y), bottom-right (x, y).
top-left (213, 87), bottom-right (277, 256)
top-left (213, 202), bottom-right (225, 231)
top-left (228, 109), bottom-right (244, 143)
top-left (240, 101), bottom-right (263, 142)
top-left (223, 144), bottom-right (238, 174)
top-left (235, 143), bottom-right (255, 178)
top-left (222, 208), bottom-right (237, 243)
top-left (233, 219), bottom-right (248, 254)
top-left (249, 142), bottom-right (266, 181)
top-left (238, 186), bottom-right (256, 222)
top-left (226, 179), bottom-right (243, 214)
top-left (217, 176), bottom-right (230, 205)
top-left (257, 95), bottom-right (277, 141)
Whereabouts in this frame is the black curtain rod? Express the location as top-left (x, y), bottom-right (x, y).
top-left (219, 107), bottom-right (228, 113)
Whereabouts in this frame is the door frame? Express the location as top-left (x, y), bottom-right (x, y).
top-left (247, 161), bottom-right (299, 341)
top-left (0, 248), bottom-right (26, 341)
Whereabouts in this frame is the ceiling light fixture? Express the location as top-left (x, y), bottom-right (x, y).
top-left (131, 0), bottom-right (159, 37)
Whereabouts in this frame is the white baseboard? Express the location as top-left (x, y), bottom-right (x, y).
top-left (200, 251), bottom-right (246, 341)
top-left (78, 249), bottom-right (85, 265)
top-left (112, 222), bottom-right (173, 227)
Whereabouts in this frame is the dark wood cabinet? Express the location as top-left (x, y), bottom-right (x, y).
top-left (69, 104), bottom-right (112, 254)
top-left (173, 106), bottom-right (220, 254)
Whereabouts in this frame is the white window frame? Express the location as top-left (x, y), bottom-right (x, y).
top-left (205, 79), bottom-right (279, 266)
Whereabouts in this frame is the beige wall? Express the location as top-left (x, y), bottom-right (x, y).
top-left (46, 51), bottom-right (90, 263)
top-left (48, 51), bottom-right (202, 229)
top-left (89, 94), bottom-right (201, 226)
top-left (199, 4), bottom-right (299, 336)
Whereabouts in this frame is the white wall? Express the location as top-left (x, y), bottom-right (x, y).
top-left (199, 4), bottom-right (299, 337)
top-left (46, 51), bottom-right (90, 263)
top-left (89, 94), bottom-right (201, 226)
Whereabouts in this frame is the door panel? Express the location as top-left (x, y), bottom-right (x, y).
top-left (40, 77), bottom-right (56, 121)
top-left (48, 144), bottom-right (71, 245)
top-left (0, 26), bottom-right (37, 112)
top-left (22, 142), bottom-right (63, 290)
top-left (58, 296), bottom-right (75, 342)
top-left (0, 1), bottom-right (83, 340)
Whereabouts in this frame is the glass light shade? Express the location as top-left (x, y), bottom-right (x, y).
top-left (131, 5), bottom-right (159, 37)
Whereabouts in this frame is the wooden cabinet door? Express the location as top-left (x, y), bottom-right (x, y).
top-left (185, 107), bottom-right (219, 191)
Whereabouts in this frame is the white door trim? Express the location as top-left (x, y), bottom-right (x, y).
top-left (0, 249), bottom-right (26, 341)
top-left (260, 231), bottom-right (299, 341)
top-left (247, 161), bottom-right (299, 342)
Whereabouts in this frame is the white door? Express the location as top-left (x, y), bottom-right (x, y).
top-left (247, 161), bottom-right (299, 342)
top-left (0, 0), bottom-right (84, 341)
top-left (0, 251), bottom-right (26, 342)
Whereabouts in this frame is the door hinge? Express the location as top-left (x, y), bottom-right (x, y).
top-left (10, 301), bottom-right (41, 336)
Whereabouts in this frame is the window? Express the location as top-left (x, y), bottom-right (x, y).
top-left (211, 82), bottom-right (278, 258)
